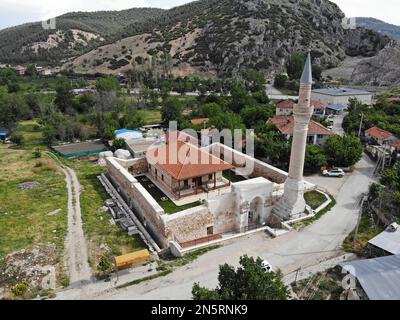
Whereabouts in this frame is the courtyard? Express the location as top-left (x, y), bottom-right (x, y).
top-left (135, 175), bottom-right (202, 214)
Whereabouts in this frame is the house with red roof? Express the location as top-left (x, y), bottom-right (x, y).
top-left (146, 140), bottom-right (233, 199)
top-left (365, 127), bottom-right (397, 145)
top-left (269, 115), bottom-right (335, 146)
top-left (276, 100), bottom-right (328, 118)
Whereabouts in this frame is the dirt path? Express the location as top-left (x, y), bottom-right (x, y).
top-left (45, 152), bottom-right (92, 286)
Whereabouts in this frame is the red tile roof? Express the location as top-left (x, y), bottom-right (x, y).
top-left (276, 100), bottom-right (328, 110)
top-left (389, 139), bottom-right (400, 149)
top-left (191, 118), bottom-right (209, 125)
top-left (146, 141), bottom-right (233, 181)
top-left (365, 127), bottom-right (394, 140)
top-left (269, 116), bottom-right (335, 136)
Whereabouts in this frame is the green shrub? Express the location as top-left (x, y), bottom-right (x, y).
top-left (11, 281), bottom-right (29, 297)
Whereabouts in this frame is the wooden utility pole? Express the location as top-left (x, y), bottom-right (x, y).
top-left (358, 113), bottom-right (364, 138)
top-left (353, 195), bottom-right (368, 248)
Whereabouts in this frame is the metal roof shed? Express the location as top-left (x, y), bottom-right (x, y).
top-left (368, 223), bottom-right (400, 255)
top-left (339, 255), bottom-right (400, 300)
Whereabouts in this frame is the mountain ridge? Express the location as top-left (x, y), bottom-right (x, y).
top-left (0, 0), bottom-right (392, 84)
top-left (354, 17), bottom-right (400, 40)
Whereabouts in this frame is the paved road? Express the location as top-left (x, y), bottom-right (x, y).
top-left (332, 113), bottom-right (346, 136)
top-left (94, 155), bottom-right (375, 300)
top-left (265, 84), bottom-right (298, 101)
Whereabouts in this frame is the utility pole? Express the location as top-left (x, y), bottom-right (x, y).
top-left (353, 194), bottom-right (368, 248)
top-left (358, 113), bottom-right (364, 138)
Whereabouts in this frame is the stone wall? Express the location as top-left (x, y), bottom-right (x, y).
top-left (206, 143), bottom-right (288, 184)
top-left (113, 157), bottom-right (149, 176)
top-left (162, 206), bottom-right (213, 243)
top-left (207, 193), bottom-right (239, 234)
top-left (106, 157), bottom-right (168, 248)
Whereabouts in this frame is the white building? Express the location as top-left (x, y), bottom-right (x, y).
top-left (311, 88), bottom-right (373, 106)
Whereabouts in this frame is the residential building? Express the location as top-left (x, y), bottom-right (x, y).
top-left (190, 118), bottom-right (209, 126)
top-left (14, 65), bottom-right (25, 76)
top-left (311, 88), bottom-right (373, 106)
top-left (276, 100), bottom-right (328, 118)
top-left (269, 115), bottom-right (335, 146)
top-left (365, 127), bottom-right (397, 145)
top-left (326, 104), bottom-right (348, 115)
top-left (126, 138), bottom-right (159, 159)
top-left (339, 254), bottom-right (400, 300)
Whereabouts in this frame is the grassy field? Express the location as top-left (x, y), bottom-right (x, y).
top-left (0, 147), bottom-right (67, 259)
top-left (70, 160), bottom-right (146, 270)
top-left (13, 120), bottom-right (45, 150)
top-left (138, 109), bottom-right (162, 125)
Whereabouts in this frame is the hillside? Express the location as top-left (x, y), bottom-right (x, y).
top-left (0, 0), bottom-right (391, 79)
top-left (62, 0), bottom-right (390, 78)
top-left (0, 8), bottom-right (165, 65)
top-left (355, 17), bottom-right (400, 40)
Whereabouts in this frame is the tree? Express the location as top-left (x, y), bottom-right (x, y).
top-left (54, 76), bottom-right (74, 113)
top-left (192, 255), bottom-right (289, 300)
top-left (161, 97), bottom-right (184, 125)
top-left (25, 64), bottom-right (38, 77)
top-left (229, 82), bottom-right (256, 113)
top-left (95, 75), bottom-right (120, 93)
top-left (304, 144), bottom-right (328, 173)
top-left (241, 68), bottom-right (266, 92)
top-left (112, 138), bottom-right (126, 150)
top-left (199, 103), bottom-right (223, 118)
top-left (286, 52), bottom-right (305, 80)
top-left (97, 254), bottom-right (113, 278)
top-left (274, 74), bottom-right (288, 88)
top-left (252, 90), bottom-right (270, 104)
top-left (210, 111), bottom-right (245, 133)
top-left (240, 104), bottom-right (274, 128)
top-left (324, 135), bottom-right (363, 167)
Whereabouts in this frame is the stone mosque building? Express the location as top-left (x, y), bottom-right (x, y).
top-left (105, 54), bottom-right (316, 253)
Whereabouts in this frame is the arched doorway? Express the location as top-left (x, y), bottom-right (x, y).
top-left (248, 197), bottom-right (263, 227)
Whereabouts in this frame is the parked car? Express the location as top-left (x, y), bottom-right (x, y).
top-left (262, 259), bottom-right (273, 273)
top-left (322, 168), bottom-right (345, 177)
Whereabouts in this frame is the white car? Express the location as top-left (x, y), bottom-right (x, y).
top-left (3, 138), bottom-right (11, 144)
top-left (322, 168), bottom-right (345, 177)
top-left (262, 260), bottom-right (273, 273)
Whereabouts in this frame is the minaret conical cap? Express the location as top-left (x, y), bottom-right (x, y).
top-left (300, 52), bottom-right (312, 84)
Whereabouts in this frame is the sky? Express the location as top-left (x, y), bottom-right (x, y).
top-left (0, 0), bottom-right (399, 31)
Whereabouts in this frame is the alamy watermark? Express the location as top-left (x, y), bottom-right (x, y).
top-left (342, 17), bottom-right (357, 30)
top-left (42, 18), bottom-right (56, 30)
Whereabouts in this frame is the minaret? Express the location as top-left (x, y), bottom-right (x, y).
top-left (274, 53), bottom-right (314, 220)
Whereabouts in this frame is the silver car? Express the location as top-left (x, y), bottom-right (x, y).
top-left (322, 168), bottom-right (345, 177)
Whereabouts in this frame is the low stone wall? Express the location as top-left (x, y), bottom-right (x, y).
top-left (113, 157), bottom-right (148, 176)
top-left (162, 206), bottom-right (213, 243)
top-left (106, 157), bottom-right (168, 248)
top-left (206, 143), bottom-right (288, 184)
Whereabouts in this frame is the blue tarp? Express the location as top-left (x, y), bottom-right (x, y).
top-left (0, 129), bottom-right (9, 137)
top-left (114, 128), bottom-right (143, 135)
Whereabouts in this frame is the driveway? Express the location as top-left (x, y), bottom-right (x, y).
top-left (92, 155), bottom-right (375, 300)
